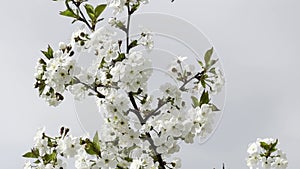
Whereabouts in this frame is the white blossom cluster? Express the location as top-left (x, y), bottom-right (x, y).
top-left (34, 43), bottom-right (80, 106)
top-left (246, 138), bottom-right (288, 169)
top-left (169, 55), bottom-right (225, 96)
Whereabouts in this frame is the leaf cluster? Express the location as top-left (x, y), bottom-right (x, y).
top-left (191, 90), bottom-right (220, 111)
top-left (54, 0), bottom-right (107, 31)
top-left (81, 132), bottom-right (101, 156)
top-left (260, 139), bottom-right (278, 157)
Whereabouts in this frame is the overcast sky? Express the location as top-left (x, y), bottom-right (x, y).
top-left (0, 0), bottom-right (300, 169)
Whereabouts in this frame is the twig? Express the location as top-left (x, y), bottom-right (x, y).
top-left (179, 71), bottom-right (204, 91)
top-left (73, 77), bottom-right (105, 98)
top-left (70, 0), bottom-right (93, 31)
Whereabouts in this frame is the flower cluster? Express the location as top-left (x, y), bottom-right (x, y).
top-left (34, 43), bottom-right (79, 106)
top-left (169, 51), bottom-right (225, 96)
top-left (246, 138), bottom-right (288, 169)
top-left (26, 0), bottom-right (226, 169)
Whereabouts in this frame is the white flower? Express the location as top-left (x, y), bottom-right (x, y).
top-left (246, 154), bottom-right (260, 169)
top-left (68, 83), bottom-right (88, 101)
top-left (159, 83), bottom-right (181, 105)
top-left (24, 161), bottom-right (32, 169)
top-left (211, 68), bottom-right (225, 95)
top-left (106, 0), bottom-right (126, 14)
top-left (261, 157), bottom-right (272, 169)
top-left (129, 158), bottom-right (143, 169)
top-left (98, 152), bottom-right (118, 169)
top-left (165, 119), bottom-right (183, 137)
top-left (171, 157), bottom-right (182, 169)
top-left (59, 42), bottom-right (67, 50)
top-left (33, 127), bottom-right (52, 156)
top-left (57, 136), bottom-right (81, 158)
top-left (138, 29), bottom-right (154, 50)
top-left (177, 56), bottom-right (187, 62)
top-left (247, 142), bottom-right (259, 155)
top-left (153, 134), bottom-right (175, 154)
top-left (75, 148), bottom-right (93, 169)
top-left (110, 62), bottom-right (126, 82)
top-left (120, 130), bottom-right (140, 147)
top-left (34, 127), bottom-right (45, 142)
top-left (103, 41), bottom-right (119, 63)
top-left (272, 157), bottom-right (288, 169)
top-left (56, 159), bottom-right (67, 169)
top-left (71, 29), bottom-right (89, 52)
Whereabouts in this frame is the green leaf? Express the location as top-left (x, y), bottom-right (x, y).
top-left (204, 47), bottom-right (213, 66)
top-left (199, 90), bottom-right (210, 106)
top-left (114, 53), bottom-right (126, 62)
top-left (60, 9), bottom-right (78, 18)
top-left (93, 132), bottom-right (100, 152)
top-left (39, 58), bottom-right (47, 65)
top-left (269, 139), bottom-right (278, 153)
top-left (41, 45), bottom-right (54, 60)
top-left (22, 152), bottom-right (37, 158)
top-left (84, 4), bottom-right (95, 21)
top-left (210, 103), bottom-right (220, 111)
top-left (260, 141), bottom-right (270, 151)
top-left (197, 60), bottom-right (204, 68)
top-left (95, 4), bottom-right (106, 19)
top-left (209, 67), bottom-right (216, 74)
top-left (209, 59), bottom-right (218, 68)
top-left (33, 160), bottom-right (40, 164)
top-left (84, 134), bottom-right (101, 156)
top-left (23, 149), bottom-right (39, 158)
top-left (130, 2), bottom-right (140, 14)
top-left (44, 151), bottom-right (57, 163)
top-left (38, 83), bottom-right (46, 96)
top-left (200, 78), bottom-right (206, 88)
top-left (128, 40), bottom-right (138, 50)
top-left (191, 96), bottom-right (199, 108)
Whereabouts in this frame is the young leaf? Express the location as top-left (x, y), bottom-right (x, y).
top-left (22, 152), bottom-right (37, 158)
top-left (208, 59), bottom-right (218, 68)
top-left (197, 59), bottom-right (204, 68)
top-left (41, 45), bottom-right (54, 60)
top-left (200, 78), bottom-right (206, 88)
top-left (38, 83), bottom-right (46, 96)
top-left (128, 40), bottom-right (138, 50)
top-left (130, 2), bottom-right (140, 14)
top-left (95, 4), bottom-right (107, 19)
top-left (260, 141), bottom-right (270, 151)
top-left (60, 9), bottom-right (78, 18)
top-left (84, 4), bottom-right (95, 21)
top-left (269, 139), bottom-right (278, 153)
top-left (93, 132), bottom-right (100, 152)
top-left (210, 103), bottom-right (220, 111)
top-left (199, 90), bottom-right (210, 106)
top-left (191, 96), bottom-right (199, 108)
top-left (204, 47), bottom-right (213, 66)
top-left (44, 151), bottom-right (57, 163)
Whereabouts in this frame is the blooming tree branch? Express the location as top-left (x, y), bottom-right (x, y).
top-left (23, 0), bottom-right (288, 169)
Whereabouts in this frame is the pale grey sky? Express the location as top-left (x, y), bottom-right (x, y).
top-left (0, 0), bottom-right (300, 169)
